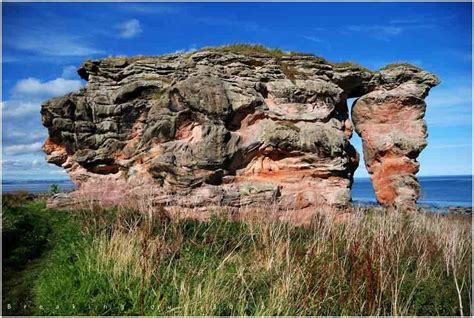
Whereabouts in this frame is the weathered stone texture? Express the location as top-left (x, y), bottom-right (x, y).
top-left (352, 66), bottom-right (439, 209)
top-left (41, 50), bottom-right (438, 210)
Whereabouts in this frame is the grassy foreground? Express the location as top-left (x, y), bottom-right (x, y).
top-left (2, 193), bottom-right (472, 316)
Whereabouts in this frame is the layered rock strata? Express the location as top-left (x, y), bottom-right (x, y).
top-left (41, 49), bottom-right (438, 210)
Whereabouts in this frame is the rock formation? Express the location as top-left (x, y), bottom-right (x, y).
top-left (352, 65), bottom-right (439, 209)
top-left (41, 46), bottom-right (439, 211)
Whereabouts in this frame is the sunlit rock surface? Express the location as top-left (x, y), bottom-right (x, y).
top-left (352, 65), bottom-right (440, 210)
top-left (41, 48), bottom-right (438, 211)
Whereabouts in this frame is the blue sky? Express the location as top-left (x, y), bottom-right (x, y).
top-left (2, 2), bottom-right (472, 180)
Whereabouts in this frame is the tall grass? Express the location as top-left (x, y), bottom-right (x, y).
top-left (30, 201), bottom-right (471, 316)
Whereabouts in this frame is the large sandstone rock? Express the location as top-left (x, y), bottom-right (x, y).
top-left (41, 48), bottom-right (438, 211)
top-left (352, 65), bottom-right (439, 209)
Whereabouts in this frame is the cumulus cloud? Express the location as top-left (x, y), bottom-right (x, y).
top-left (118, 19), bottom-right (142, 39)
top-left (3, 74), bottom-right (84, 164)
top-left (2, 158), bottom-right (47, 170)
top-left (2, 100), bottom-right (41, 118)
top-left (3, 128), bottom-right (46, 146)
top-left (12, 77), bottom-right (83, 97)
top-left (4, 142), bottom-right (44, 155)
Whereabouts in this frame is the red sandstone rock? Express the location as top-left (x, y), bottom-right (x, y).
top-left (41, 49), bottom-right (438, 212)
top-left (352, 66), bottom-right (439, 209)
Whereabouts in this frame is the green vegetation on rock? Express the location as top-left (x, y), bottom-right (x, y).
top-left (204, 43), bottom-right (286, 58)
top-left (379, 62), bottom-right (423, 71)
top-left (331, 61), bottom-right (373, 73)
top-left (204, 44), bottom-right (328, 63)
top-left (279, 62), bottom-right (308, 83)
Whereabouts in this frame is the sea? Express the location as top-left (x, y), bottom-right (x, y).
top-left (2, 175), bottom-right (472, 208)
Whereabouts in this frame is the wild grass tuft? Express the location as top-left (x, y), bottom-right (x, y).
top-left (2, 194), bottom-right (471, 316)
top-left (9, 204), bottom-right (469, 315)
top-left (204, 44), bottom-right (286, 58)
top-left (379, 62), bottom-right (423, 71)
top-left (204, 44), bottom-right (329, 64)
top-left (279, 62), bottom-right (308, 83)
top-left (331, 61), bottom-right (373, 73)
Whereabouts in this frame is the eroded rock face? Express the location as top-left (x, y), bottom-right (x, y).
top-left (41, 50), bottom-right (438, 211)
top-left (352, 66), bottom-right (439, 209)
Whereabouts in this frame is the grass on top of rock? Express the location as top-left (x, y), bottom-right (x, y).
top-left (2, 192), bottom-right (471, 316)
top-left (204, 44), bottom-right (328, 62)
top-left (92, 44), bottom-right (354, 66)
top-left (331, 61), bottom-right (373, 73)
top-left (379, 62), bottom-right (423, 71)
top-left (204, 43), bottom-right (286, 58)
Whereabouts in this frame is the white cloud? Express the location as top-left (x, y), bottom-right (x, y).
top-left (3, 75), bottom-right (83, 123)
top-left (8, 32), bottom-right (104, 57)
top-left (389, 15), bottom-right (455, 27)
top-left (2, 157), bottom-right (69, 179)
top-left (12, 77), bottom-right (83, 97)
top-left (119, 4), bottom-right (179, 14)
top-left (3, 127), bottom-right (46, 147)
top-left (2, 158), bottom-right (47, 170)
top-left (301, 35), bottom-right (331, 50)
top-left (61, 65), bottom-right (78, 79)
top-left (118, 19), bottom-right (142, 39)
top-left (426, 86), bottom-right (471, 108)
top-left (302, 35), bottom-right (325, 43)
top-left (2, 100), bottom-right (41, 118)
top-left (425, 85), bottom-right (472, 127)
top-left (4, 142), bottom-right (43, 155)
top-left (169, 44), bottom-right (198, 54)
top-left (346, 25), bottom-right (403, 39)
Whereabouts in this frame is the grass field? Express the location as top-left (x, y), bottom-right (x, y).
top-left (2, 192), bottom-right (472, 316)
